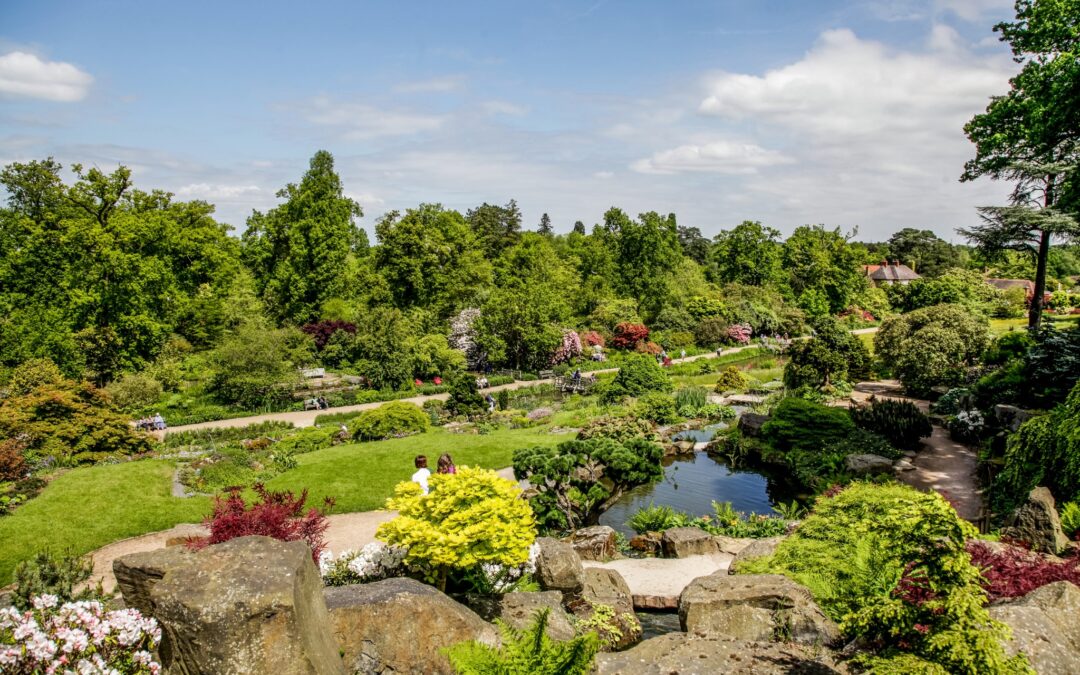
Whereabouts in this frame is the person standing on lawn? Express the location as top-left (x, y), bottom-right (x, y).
top-left (411, 455), bottom-right (431, 494)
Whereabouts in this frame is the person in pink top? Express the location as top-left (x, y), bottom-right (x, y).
top-left (437, 453), bottom-right (456, 475)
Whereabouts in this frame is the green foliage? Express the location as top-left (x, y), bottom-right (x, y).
top-left (627, 500), bottom-right (789, 538)
top-left (627, 502), bottom-right (691, 533)
top-left (163, 420), bottom-right (294, 448)
top-left (849, 399), bottom-right (932, 451)
top-left (601, 353), bottom-right (672, 403)
top-left (887, 228), bottom-right (965, 279)
top-left (982, 331), bottom-right (1034, 366)
top-left (12, 550), bottom-right (103, 610)
top-left (783, 316), bottom-right (871, 390)
top-left (104, 372), bottom-right (164, 412)
top-left (274, 426), bottom-right (336, 455)
top-left (762, 398), bottom-right (855, 455)
top-left (513, 438), bottom-right (664, 531)
top-left (708, 221), bottom-right (781, 287)
top-left (738, 482), bottom-right (1028, 674)
top-left (206, 323), bottom-right (310, 409)
top-left (633, 393), bottom-right (679, 424)
top-left (447, 373), bottom-right (486, 416)
top-left (713, 366), bottom-right (750, 393)
top-left (783, 225), bottom-right (868, 314)
top-left (575, 415), bottom-right (656, 443)
top-left (353, 401), bottom-right (429, 441)
top-left (673, 386), bottom-right (709, 415)
top-left (700, 404), bottom-right (736, 421)
top-left (445, 608), bottom-right (600, 675)
top-left (875, 304), bottom-right (991, 396)
top-left (6, 358), bottom-right (64, 397)
top-left (1060, 500), bottom-right (1080, 538)
top-left (377, 467), bottom-right (536, 590)
top-left (888, 268), bottom-right (1002, 314)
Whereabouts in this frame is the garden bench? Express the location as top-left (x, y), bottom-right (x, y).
top-left (538, 370), bottom-right (555, 379)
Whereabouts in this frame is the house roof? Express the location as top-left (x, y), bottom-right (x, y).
top-left (986, 278), bottom-right (1034, 292)
top-left (864, 261), bottom-right (920, 281)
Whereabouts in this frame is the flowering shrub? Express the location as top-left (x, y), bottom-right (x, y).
top-left (726, 322), bottom-right (752, 345)
top-left (948, 409), bottom-right (985, 443)
top-left (449, 308), bottom-right (484, 368)
top-left (635, 341), bottom-right (663, 356)
top-left (0, 595), bottom-right (161, 674)
top-left (610, 322), bottom-right (648, 350)
top-left (966, 540), bottom-right (1080, 602)
top-left (581, 331), bottom-right (605, 347)
top-left (551, 330), bottom-right (582, 365)
top-left (525, 407), bottom-right (553, 421)
top-left (189, 483), bottom-right (330, 563)
top-left (301, 320), bottom-right (356, 350)
top-left (320, 541), bottom-right (408, 586)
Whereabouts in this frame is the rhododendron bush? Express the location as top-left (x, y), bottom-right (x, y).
top-left (0, 595), bottom-right (161, 674)
top-left (581, 331), bottom-right (605, 347)
top-left (448, 308), bottom-right (484, 368)
top-left (610, 322), bottom-right (648, 350)
top-left (551, 329), bottom-right (582, 365)
top-left (726, 322), bottom-right (752, 345)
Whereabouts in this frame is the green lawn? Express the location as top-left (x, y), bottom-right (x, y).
top-left (989, 315), bottom-right (1078, 335)
top-left (0, 461), bottom-right (210, 586)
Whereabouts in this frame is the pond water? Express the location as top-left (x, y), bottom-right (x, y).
top-left (670, 423), bottom-right (727, 443)
top-left (598, 450), bottom-right (800, 537)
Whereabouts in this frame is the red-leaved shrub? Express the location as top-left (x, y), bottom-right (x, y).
top-left (966, 540), bottom-right (1080, 602)
top-left (581, 330), bottom-right (605, 347)
top-left (301, 320), bottom-right (357, 350)
top-left (0, 438), bottom-right (28, 482)
top-left (189, 484), bottom-right (330, 562)
top-left (610, 322), bottom-right (649, 350)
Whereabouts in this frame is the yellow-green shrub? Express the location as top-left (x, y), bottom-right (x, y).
top-left (352, 401), bottom-right (429, 441)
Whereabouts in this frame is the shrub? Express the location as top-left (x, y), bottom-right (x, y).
top-left (726, 322), bottom-right (752, 345)
top-left (874, 304), bottom-right (991, 397)
top-left (700, 404), bottom-right (736, 421)
top-left (849, 398), bottom-right (932, 451)
top-left (930, 387), bottom-right (973, 416)
top-left (581, 330), bottom-right (605, 347)
top-left (190, 484), bottom-right (330, 563)
top-left (6, 358), bottom-right (64, 397)
top-left (0, 596), bottom-right (162, 674)
top-left (320, 541), bottom-right (408, 587)
top-left (275, 426), bottom-right (336, 454)
top-left (104, 373), bottom-right (164, 412)
top-left (353, 401), bottom-right (429, 441)
top-left (446, 608), bottom-right (599, 675)
top-left (628, 503), bottom-right (691, 534)
top-left (762, 398), bottom-right (855, 455)
top-left (376, 467), bottom-right (536, 591)
top-left (610, 322), bottom-right (649, 350)
top-left (164, 420), bottom-right (295, 448)
top-left (12, 550), bottom-right (102, 611)
top-left (301, 319), bottom-right (357, 350)
top-left (1061, 501), bottom-right (1080, 538)
top-left (966, 540), bottom-right (1080, 602)
top-left (1021, 325), bottom-right (1080, 408)
top-left (692, 317), bottom-right (729, 347)
top-left (552, 329), bottom-right (583, 365)
top-left (713, 366), bottom-right (750, 393)
top-left (447, 373), bottom-right (486, 416)
top-left (783, 316), bottom-right (871, 390)
top-left (674, 386), bottom-right (709, 415)
top-left (982, 331), bottom-right (1034, 366)
top-left (601, 353), bottom-right (671, 403)
top-left (633, 393), bottom-right (679, 424)
top-left (700, 501), bottom-right (788, 538)
top-left (737, 483), bottom-right (1028, 674)
top-left (0, 438), bottom-right (27, 482)
top-left (576, 416), bottom-right (656, 443)
top-left (513, 438), bottom-right (664, 531)
top-left (206, 324), bottom-right (309, 409)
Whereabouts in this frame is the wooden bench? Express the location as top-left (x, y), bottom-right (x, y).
top-left (538, 370), bottom-right (555, 379)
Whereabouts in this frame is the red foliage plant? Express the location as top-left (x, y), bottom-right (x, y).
top-left (966, 540), bottom-right (1080, 602)
top-left (301, 320), bottom-right (357, 351)
top-left (581, 330), bottom-right (605, 347)
top-left (610, 322), bottom-right (649, 350)
top-left (0, 438), bottom-right (28, 482)
top-left (188, 483), bottom-right (330, 563)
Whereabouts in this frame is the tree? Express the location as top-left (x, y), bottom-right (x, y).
top-left (784, 316), bottom-right (871, 389)
top-left (206, 323), bottom-right (310, 409)
top-left (572, 220), bottom-right (586, 235)
top-left (886, 228), bottom-right (963, 277)
top-left (613, 209), bottom-right (682, 319)
top-left (782, 225), bottom-right (867, 313)
top-left (677, 225), bottom-right (710, 264)
top-left (466, 199), bottom-right (521, 256)
top-left (962, 0), bottom-right (1080, 328)
top-left (537, 212), bottom-right (553, 235)
top-left (709, 221), bottom-right (781, 286)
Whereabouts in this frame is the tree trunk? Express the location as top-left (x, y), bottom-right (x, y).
top-left (1029, 228), bottom-right (1051, 330)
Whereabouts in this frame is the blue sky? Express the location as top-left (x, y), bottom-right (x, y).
top-left (0, 0), bottom-right (1020, 240)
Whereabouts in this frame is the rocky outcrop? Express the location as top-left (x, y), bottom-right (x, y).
top-left (535, 537), bottom-right (585, 593)
top-left (662, 527), bottom-right (718, 558)
top-left (714, 536), bottom-right (753, 556)
top-left (464, 590), bottom-right (575, 641)
top-left (679, 573), bottom-right (839, 646)
top-left (1002, 487), bottom-right (1071, 554)
top-left (325, 578), bottom-right (497, 674)
top-left (993, 404), bottom-right (1036, 433)
top-left (566, 568), bottom-right (642, 650)
top-left (728, 536), bottom-right (785, 573)
top-left (569, 525), bottom-right (618, 561)
top-left (629, 532), bottom-right (662, 556)
top-left (990, 581), bottom-right (1080, 675)
top-left (595, 634), bottom-right (846, 674)
top-left (738, 413), bottom-right (770, 437)
top-left (844, 453), bottom-right (894, 476)
top-left (114, 536), bottom-right (346, 675)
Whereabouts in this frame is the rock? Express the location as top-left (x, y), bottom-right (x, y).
top-left (629, 532), bottom-right (662, 556)
top-left (728, 537), bottom-right (785, 573)
top-left (114, 536), bottom-right (346, 675)
top-left (672, 440), bottom-right (696, 454)
top-left (1002, 487), bottom-right (1071, 554)
top-left (713, 536), bottom-right (752, 556)
top-left (902, 450), bottom-right (917, 459)
top-left (569, 525), bottom-right (618, 561)
top-left (844, 453), bottom-right (895, 476)
top-left (990, 581), bottom-right (1080, 675)
top-left (595, 634), bottom-right (846, 674)
top-left (738, 413), bottom-right (770, 437)
top-left (464, 591), bottom-right (576, 641)
top-left (994, 404), bottom-right (1036, 433)
top-left (325, 578), bottom-right (497, 674)
top-left (534, 537), bottom-right (585, 593)
top-left (662, 527), bottom-right (719, 558)
top-left (566, 568), bottom-right (642, 650)
top-left (893, 458), bottom-right (916, 472)
top-left (679, 573), bottom-right (839, 646)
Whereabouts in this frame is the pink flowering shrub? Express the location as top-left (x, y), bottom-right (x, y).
top-left (726, 323), bottom-right (751, 345)
top-left (0, 595), bottom-right (161, 674)
top-left (551, 330), bottom-right (582, 365)
top-left (581, 331), bottom-right (605, 348)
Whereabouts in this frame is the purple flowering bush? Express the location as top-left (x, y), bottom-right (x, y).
top-left (551, 330), bottom-right (582, 365)
top-left (0, 595), bottom-right (161, 674)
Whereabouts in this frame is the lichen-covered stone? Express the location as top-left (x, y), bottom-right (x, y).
top-left (595, 633), bottom-right (846, 674)
top-left (464, 590), bottom-right (575, 641)
top-left (534, 536), bottom-right (584, 593)
top-left (569, 525), bottom-right (619, 561)
top-left (989, 581), bottom-right (1080, 675)
top-left (566, 567), bottom-right (642, 651)
top-left (844, 453), bottom-right (894, 476)
top-left (661, 527), bottom-right (719, 558)
top-left (728, 537), bottom-right (785, 573)
top-left (1002, 487), bottom-right (1071, 554)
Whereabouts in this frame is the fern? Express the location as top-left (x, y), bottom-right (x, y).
top-left (445, 608), bottom-right (600, 675)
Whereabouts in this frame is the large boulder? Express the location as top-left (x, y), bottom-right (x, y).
top-left (595, 634), bottom-right (846, 674)
top-left (464, 590), bottom-right (576, 641)
top-left (1002, 487), bottom-right (1071, 554)
top-left (844, 453), bottom-right (894, 476)
top-left (114, 536), bottom-right (346, 675)
top-left (728, 536), bottom-right (785, 573)
top-left (534, 536), bottom-right (584, 593)
top-left (662, 527), bottom-right (719, 558)
top-left (324, 578), bottom-right (498, 674)
top-left (679, 573), bottom-right (839, 646)
top-left (566, 567), bottom-right (642, 651)
top-left (738, 413), bottom-right (770, 437)
top-left (989, 581), bottom-right (1080, 675)
top-left (569, 525), bottom-right (618, 561)
top-left (993, 404), bottom-right (1037, 433)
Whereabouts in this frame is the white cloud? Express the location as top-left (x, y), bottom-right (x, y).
top-left (301, 96), bottom-right (444, 140)
top-left (393, 75), bottom-right (466, 93)
top-left (347, 192), bottom-right (385, 206)
top-left (0, 51), bottom-right (93, 102)
top-left (481, 100), bottom-right (528, 116)
top-left (933, 0), bottom-right (1013, 21)
top-left (175, 183), bottom-right (263, 199)
top-left (594, 171), bottom-right (614, 179)
top-left (631, 140), bottom-right (793, 175)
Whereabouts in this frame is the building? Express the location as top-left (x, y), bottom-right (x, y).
top-left (863, 260), bottom-right (921, 286)
top-left (986, 278), bottom-right (1035, 296)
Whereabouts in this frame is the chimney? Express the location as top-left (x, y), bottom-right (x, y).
top-left (880, 260), bottom-right (888, 267)
top-left (892, 260), bottom-right (900, 267)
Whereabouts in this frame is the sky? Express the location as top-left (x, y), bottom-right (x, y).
top-left (0, 0), bottom-right (1023, 241)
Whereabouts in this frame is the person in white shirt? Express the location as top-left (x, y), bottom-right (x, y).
top-left (411, 455), bottom-right (431, 494)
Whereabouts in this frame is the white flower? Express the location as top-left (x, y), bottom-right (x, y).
top-left (33, 594), bottom-right (60, 610)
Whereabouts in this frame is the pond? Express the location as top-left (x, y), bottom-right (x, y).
top-left (598, 450), bottom-right (801, 537)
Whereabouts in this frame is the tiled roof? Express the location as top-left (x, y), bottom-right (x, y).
top-left (865, 263), bottom-right (920, 281)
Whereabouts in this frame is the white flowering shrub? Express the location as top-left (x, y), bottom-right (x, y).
top-left (948, 409), bottom-right (986, 443)
top-left (320, 542), bottom-right (408, 586)
top-left (465, 542), bottom-right (541, 594)
top-left (0, 595), bottom-right (161, 674)
top-left (448, 308), bottom-right (484, 369)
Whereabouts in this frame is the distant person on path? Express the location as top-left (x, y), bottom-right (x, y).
top-left (680, 349), bottom-right (686, 359)
top-left (572, 369), bottom-right (581, 384)
top-left (317, 396), bottom-right (328, 410)
top-left (411, 455), bottom-right (431, 494)
top-left (437, 453), bottom-right (456, 475)
top-left (486, 393), bottom-right (496, 412)
top-left (153, 413), bottom-right (166, 431)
